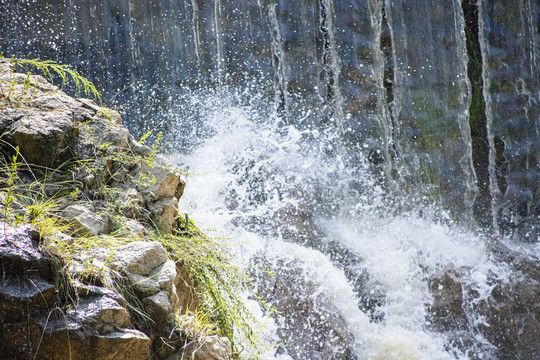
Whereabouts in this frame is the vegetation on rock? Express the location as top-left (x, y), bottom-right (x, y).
top-left (0, 58), bottom-right (264, 359)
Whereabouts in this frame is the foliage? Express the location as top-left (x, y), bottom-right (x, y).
top-left (155, 229), bottom-right (265, 358)
top-left (9, 57), bottom-right (101, 103)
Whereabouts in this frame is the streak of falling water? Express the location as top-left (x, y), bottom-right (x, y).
top-left (268, 3), bottom-right (290, 123)
top-left (191, 0), bottom-right (202, 82)
top-left (214, 0), bottom-right (224, 88)
top-left (317, 0), bottom-right (344, 132)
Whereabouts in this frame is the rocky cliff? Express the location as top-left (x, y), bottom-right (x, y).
top-left (0, 59), bottom-right (236, 360)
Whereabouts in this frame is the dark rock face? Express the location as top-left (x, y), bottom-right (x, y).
top-left (0, 225), bottom-right (54, 281)
top-left (0, 223), bottom-right (151, 360)
top-left (427, 242), bottom-right (540, 360)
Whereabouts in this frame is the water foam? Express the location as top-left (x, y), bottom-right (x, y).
top-left (169, 87), bottom-right (505, 359)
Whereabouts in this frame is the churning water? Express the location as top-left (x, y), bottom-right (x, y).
top-left (168, 85), bottom-right (519, 360)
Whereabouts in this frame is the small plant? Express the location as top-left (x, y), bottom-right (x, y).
top-left (7, 57), bottom-right (101, 103)
top-left (175, 308), bottom-right (219, 340)
top-left (155, 230), bottom-right (265, 358)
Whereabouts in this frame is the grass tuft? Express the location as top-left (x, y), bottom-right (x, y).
top-left (10, 57), bottom-right (101, 103)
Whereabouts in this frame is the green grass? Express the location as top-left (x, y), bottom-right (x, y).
top-left (9, 57), bottom-right (101, 103)
top-left (0, 131), bottom-right (266, 359)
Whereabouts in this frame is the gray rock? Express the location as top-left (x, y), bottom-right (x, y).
top-left (148, 196), bottom-right (179, 234)
top-left (427, 242), bottom-right (540, 360)
top-left (166, 335), bottom-right (232, 360)
top-left (138, 155), bottom-right (181, 202)
top-left (31, 322), bottom-right (150, 360)
top-left (118, 188), bottom-right (145, 219)
top-left (0, 223), bottom-right (55, 280)
top-left (12, 113), bottom-right (74, 167)
top-left (120, 219), bottom-right (146, 237)
top-left (114, 241), bottom-right (169, 276)
top-left (63, 204), bottom-right (113, 236)
top-left (143, 290), bottom-right (173, 325)
top-left (73, 281), bottom-right (124, 303)
top-left (68, 295), bottom-right (133, 330)
top-left (150, 259), bottom-right (178, 292)
top-left (253, 253), bottom-right (357, 360)
top-left (129, 259), bottom-right (177, 298)
top-left (0, 276), bottom-right (55, 322)
top-left (92, 329), bottom-right (151, 360)
top-left (128, 272), bottom-right (161, 297)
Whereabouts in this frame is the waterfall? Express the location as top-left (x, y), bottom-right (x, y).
top-left (213, 0), bottom-right (224, 88)
top-left (479, 0), bottom-right (540, 240)
top-left (167, 85), bottom-right (513, 360)
top-left (1, 0), bottom-right (539, 358)
top-left (268, 3), bottom-right (290, 122)
top-left (384, 0), bottom-right (478, 215)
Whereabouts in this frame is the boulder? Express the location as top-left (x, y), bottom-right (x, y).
top-left (67, 295), bottom-right (133, 330)
top-left (128, 260), bottom-right (177, 298)
top-left (0, 275), bottom-right (56, 322)
top-left (427, 242), bottom-right (540, 360)
top-left (92, 329), bottom-right (151, 360)
top-left (31, 325), bottom-right (151, 360)
top-left (0, 224), bottom-right (55, 280)
top-left (143, 291), bottom-right (173, 326)
top-left (166, 335), bottom-right (232, 360)
top-left (148, 196), bottom-right (179, 234)
top-left (11, 113), bottom-right (74, 167)
top-left (114, 241), bottom-right (169, 276)
top-left (62, 204), bottom-right (113, 236)
top-left (138, 155), bottom-right (182, 202)
top-left (120, 219), bottom-right (146, 237)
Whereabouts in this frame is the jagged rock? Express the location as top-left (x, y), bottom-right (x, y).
top-left (68, 295), bottom-right (132, 330)
top-left (150, 260), bottom-right (178, 291)
top-left (166, 335), bottom-right (232, 360)
top-left (63, 204), bottom-right (113, 236)
top-left (11, 113), bottom-right (74, 167)
top-left (92, 329), bottom-right (151, 360)
top-left (427, 266), bottom-right (469, 333)
top-left (175, 179), bottom-right (186, 199)
top-left (78, 98), bottom-right (122, 125)
top-left (0, 59), bottom-right (134, 169)
top-left (139, 155), bottom-right (182, 202)
top-left (120, 219), bottom-right (146, 237)
top-left (0, 224), bottom-right (54, 280)
top-left (31, 326), bottom-right (151, 360)
top-left (148, 196), bottom-right (179, 234)
top-left (74, 281), bottom-right (124, 303)
top-left (143, 291), bottom-right (173, 326)
top-left (0, 60), bottom-right (202, 360)
top-left (119, 188), bottom-right (145, 219)
top-left (114, 241), bottom-right (169, 276)
top-left (130, 141), bottom-right (153, 157)
top-left (427, 243), bottom-right (540, 360)
top-left (0, 276), bottom-right (56, 322)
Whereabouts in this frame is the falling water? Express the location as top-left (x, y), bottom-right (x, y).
top-left (166, 84), bottom-right (520, 359)
top-left (1, 0), bottom-right (539, 358)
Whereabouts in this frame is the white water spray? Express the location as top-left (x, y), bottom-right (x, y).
top-left (169, 86), bottom-right (515, 360)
